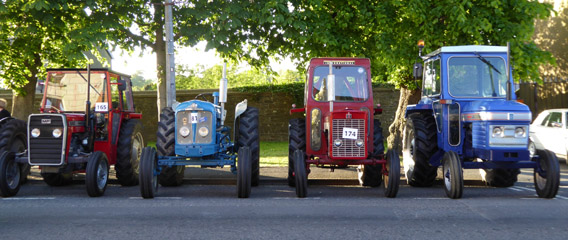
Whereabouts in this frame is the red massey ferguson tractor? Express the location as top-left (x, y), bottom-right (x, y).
top-left (289, 58), bottom-right (400, 198)
top-left (0, 68), bottom-right (144, 197)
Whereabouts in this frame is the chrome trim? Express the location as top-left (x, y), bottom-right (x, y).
top-left (462, 112), bottom-right (532, 121)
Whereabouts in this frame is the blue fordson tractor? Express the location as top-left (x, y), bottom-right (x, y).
top-left (403, 41), bottom-right (560, 199)
top-left (139, 64), bottom-right (259, 198)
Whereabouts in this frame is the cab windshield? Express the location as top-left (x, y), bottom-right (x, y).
top-left (448, 56), bottom-right (507, 98)
top-left (43, 72), bottom-right (107, 112)
top-left (311, 66), bottom-right (368, 102)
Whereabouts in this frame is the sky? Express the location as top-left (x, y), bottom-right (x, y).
top-left (111, 41), bottom-right (297, 81)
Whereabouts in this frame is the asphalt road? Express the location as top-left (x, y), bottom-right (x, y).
top-left (1, 164), bottom-right (567, 240)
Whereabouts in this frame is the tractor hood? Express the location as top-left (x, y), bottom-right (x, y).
top-left (461, 100), bottom-right (532, 122)
top-left (175, 100), bottom-right (218, 115)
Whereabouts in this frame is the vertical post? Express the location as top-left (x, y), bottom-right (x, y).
top-left (165, 0), bottom-right (176, 107)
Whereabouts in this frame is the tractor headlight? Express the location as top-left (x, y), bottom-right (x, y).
top-left (514, 127), bottom-right (526, 138)
top-left (492, 126), bottom-right (504, 138)
top-left (355, 139), bottom-right (364, 147)
top-left (198, 127), bottom-right (209, 137)
top-left (31, 128), bottom-right (41, 138)
top-left (179, 126), bottom-right (190, 137)
top-left (333, 139), bottom-right (342, 147)
top-left (52, 128), bottom-right (62, 138)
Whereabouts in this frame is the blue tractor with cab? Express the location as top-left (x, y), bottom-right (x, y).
top-left (139, 64), bottom-right (259, 198)
top-left (403, 41), bottom-right (559, 199)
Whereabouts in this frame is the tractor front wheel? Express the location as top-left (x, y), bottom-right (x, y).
top-left (0, 151), bottom-right (21, 197)
top-left (293, 150), bottom-right (308, 198)
top-left (0, 119), bottom-right (29, 184)
top-left (140, 147), bottom-right (159, 199)
top-left (442, 151), bottom-right (463, 199)
top-left (288, 119), bottom-right (306, 187)
top-left (534, 149), bottom-right (560, 198)
top-left (237, 146), bottom-right (252, 198)
top-left (85, 151), bottom-right (109, 197)
top-left (383, 149), bottom-right (400, 198)
top-left (358, 119), bottom-right (384, 187)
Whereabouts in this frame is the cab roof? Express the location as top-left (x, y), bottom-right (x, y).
top-left (423, 45), bottom-right (507, 59)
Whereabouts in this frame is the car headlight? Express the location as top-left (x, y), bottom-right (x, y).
top-left (333, 139), bottom-right (342, 147)
top-left (198, 127), bottom-right (209, 137)
top-left (355, 139), bottom-right (364, 147)
top-left (492, 126), bottom-right (504, 138)
top-left (179, 126), bottom-right (190, 137)
top-left (52, 128), bottom-right (62, 138)
top-left (514, 127), bottom-right (525, 138)
top-left (31, 128), bottom-right (41, 138)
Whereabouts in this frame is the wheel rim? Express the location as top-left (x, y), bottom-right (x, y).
top-left (444, 160), bottom-right (451, 191)
top-left (96, 159), bottom-right (108, 190)
top-left (5, 160), bottom-right (20, 189)
top-left (528, 142), bottom-right (536, 158)
top-left (131, 132), bottom-right (143, 176)
top-left (535, 159), bottom-right (547, 190)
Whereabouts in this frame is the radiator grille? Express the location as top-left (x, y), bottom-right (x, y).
top-left (332, 118), bottom-right (365, 157)
top-left (176, 110), bottom-right (213, 144)
top-left (28, 114), bottom-right (66, 165)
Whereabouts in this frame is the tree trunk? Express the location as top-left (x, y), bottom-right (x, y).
top-left (11, 77), bottom-right (37, 120)
top-left (154, 3), bottom-right (167, 118)
top-left (387, 86), bottom-right (421, 153)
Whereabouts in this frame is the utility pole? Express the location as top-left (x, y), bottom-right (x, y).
top-left (165, 0), bottom-right (176, 107)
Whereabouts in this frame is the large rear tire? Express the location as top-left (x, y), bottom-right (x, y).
top-left (156, 107), bottom-right (184, 186)
top-left (237, 107), bottom-right (260, 187)
top-left (237, 146), bottom-right (252, 198)
top-left (0, 118), bottom-right (29, 184)
top-left (534, 149), bottom-right (560, 198)
top-left (0, 151), bottom-right (21, 197)
top-left (480, 168), bottom-right (520, 187)
top-left (140, 147), bottom-right (159, 199)
top-left (402, 114), bottom-right (438, 187)
top-left (288, 118), bottom-right (305, 187)
top-left (116, 119), bottom-right (144, 186)
top-left (85, 151), bottom-right (109, 197)
top-left (442, 151), bottom-right (463, 199)
top-left (358, 119), bottom-right (384, 187)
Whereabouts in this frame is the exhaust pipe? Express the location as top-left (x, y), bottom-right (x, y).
top-left (219, 62), bottom-right (228, 125)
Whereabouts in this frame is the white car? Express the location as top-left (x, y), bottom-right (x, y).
top-left (529, 108), bottom-right (568, 163)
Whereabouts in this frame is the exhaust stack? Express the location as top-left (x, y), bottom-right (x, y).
top-left (219, 63), bottom-right (228, 125)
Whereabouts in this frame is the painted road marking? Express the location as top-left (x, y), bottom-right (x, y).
top-left (129, 197), bottom-right (183, 200)
top-left (2, 197), bottom-right (56, 200)
top-left (509, 186), bottom-right (568, 200)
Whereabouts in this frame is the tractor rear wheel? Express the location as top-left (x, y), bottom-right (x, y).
top-left (534, 149), bottom-right (560, 198)
top-left (0, 118), bottom-right (29, 184)
top-left (288, 118), bottom-right (306, 187)
top-left (140, 147), bottom-right (159, 199)
top-left (237, 146), bottom-right (252, 198)
top-left (157, 107), bottom-right (184, 186)
top-left (358, 119), bottom-right (384, 187)
top-left (480, 168), bottom-right (520, 187)
top-left (116, 119), bottom-right (144, 186)
top-left (85, 151), bottom-right (109, 197)
top-left (403, 114), bottom-right (438, 187)
top-left (0, 151), bottom-right (21, 197)
top-left (237, 107), bottom-right (260, 187)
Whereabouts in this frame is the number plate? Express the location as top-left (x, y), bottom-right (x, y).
top-left (190, 112), bottom-right (198, 124)
top-left (95, 102), bottom-right (108, 112)
top-left (342, 127), bottom-right (358, 140)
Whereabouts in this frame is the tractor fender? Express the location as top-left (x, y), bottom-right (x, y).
top-left (405, 104), bottom-right (433, 118)
top-left (234, 99), bottom-right (248, 119)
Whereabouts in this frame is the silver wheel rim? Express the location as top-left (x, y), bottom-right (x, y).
top-left (444, 160), bottom-right (451, 191)
top-left (528, 142), bottom-right (536, 158)
top-left (131, 132), bottom-right (143, 176)
top-left (535, 159), bottom-right (547, 189)
top-left (6, 160), bottom-right (20, 189)
top-left (97, 160), bottom-right (108, 190)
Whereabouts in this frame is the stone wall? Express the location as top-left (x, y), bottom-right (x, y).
top-left (0, 88), bottom-right (401, 142)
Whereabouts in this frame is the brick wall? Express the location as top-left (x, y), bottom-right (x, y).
top-left (0, 88), bottom-right (401, 142)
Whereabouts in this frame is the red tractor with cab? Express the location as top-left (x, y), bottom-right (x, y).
top-left (0, 68), bottom-right (144, 197)
top-left (289, 58), bottom-right (400, 198)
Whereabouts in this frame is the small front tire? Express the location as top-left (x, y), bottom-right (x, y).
top-left (140, 147), bottom-right (159, 199)
top-left (0, 151), bottom-right (21, 197)
top-left (442, 151), bottom-right (463, 199)
top-left (534, 149), bottom-right (560, 198)
top-left (237, 146), bottom-right (252, 198)
top-left (293, 150), bottom-right (308, 198)
top-left (85, 151), bottom-right (109, 197)
top-left (383, 149), bottom-right (400, 198)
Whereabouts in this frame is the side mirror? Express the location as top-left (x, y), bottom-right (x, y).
top-left (413, 63), bottom-right (423, 80)
top-left (117, 79), bottom-right (127, 91)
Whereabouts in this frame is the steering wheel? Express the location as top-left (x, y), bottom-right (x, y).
top-left (195, 93), bottom-right (210, 102)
